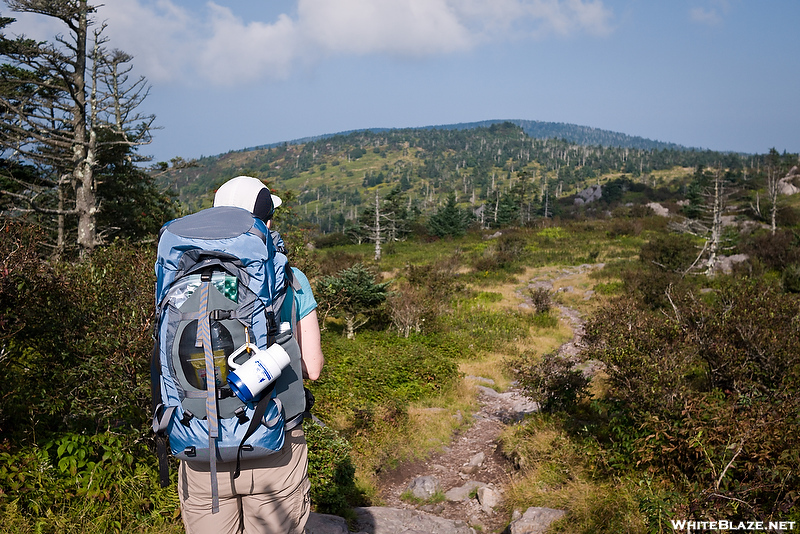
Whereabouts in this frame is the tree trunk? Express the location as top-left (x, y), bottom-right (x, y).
top-left (374, 191), bottom-right (381, 261)
top-left (705, 169), bottom-right (724, 276)
top-left (73, 1), bottom-right (96, 256)
top-left (769, 168), bottom-right (778, 235)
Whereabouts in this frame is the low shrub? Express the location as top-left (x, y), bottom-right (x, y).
top-left (507, 351), bottom-right (591, 413)
top-left (309, 330), bottom-right (460, 428)
top-left (0, 432), bottom-right (181, 533)
top-left (528, 287), bottom-right (552, 314)
top-left (305, 422), bottom-right (364, 520)
top-left (581, 277), bottom-right (800, 519)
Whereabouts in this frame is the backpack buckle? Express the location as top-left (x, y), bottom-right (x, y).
top-left (234, 406), bottom-right (250, 425)
top-left (180, 410), bottom-right (194, 427)
top-left (210, 309), bottom-right (232, 321)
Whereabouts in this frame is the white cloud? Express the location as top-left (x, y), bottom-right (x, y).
top-left (450, 0), bottom-right (614, 39)
top-left (297, 0), bottom-right (473, 57)
top-left (689, 0), bottom-right (731, 26)
top-left (2, 0), bottom-right (616, 86)
top-left (98, 1), bottom-right (200, 82)
top-left (197, 4), bottom-right (301, 82)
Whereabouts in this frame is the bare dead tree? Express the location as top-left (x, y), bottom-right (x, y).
top-left (766, 155), bottom-right (781, 236)
top-left (372, 190), bottom-right (381, 261)
top-left (0, 0), bottom-right (156, 257)
top-left (669, 167), bottom-right (738, 276)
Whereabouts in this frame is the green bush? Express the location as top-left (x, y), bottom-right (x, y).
top-left (581, 277), bottom-right (800, 519)
top-left (528, 287), bottom-right (552, 314)
top-left (0, 432), bottom-right (180, 533)
top-left (305, 422), bottom-right (363, 520)
top-left (508, 351), bottom-right (590, 413)
top-left (0, 224), bottom-right (84, 438)
top-left (638, 233), bottom-right (698, 273)
top-left (310, 331), bottom-right (460, 425)
top-left (471, 232), bottom-right (529, 274)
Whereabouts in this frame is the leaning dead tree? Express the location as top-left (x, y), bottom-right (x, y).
top-left (0, 0), bottom-right (155, 257)
top-left (670, 167), bottom-right (738, 276)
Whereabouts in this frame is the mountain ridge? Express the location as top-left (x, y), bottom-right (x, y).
top-left (160, 119), bottom-right (764, 230)
top-left (243, 119), bottom-right (705, 154)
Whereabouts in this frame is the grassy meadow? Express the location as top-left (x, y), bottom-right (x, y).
top-left (2, 205), bottom-right (799, 533)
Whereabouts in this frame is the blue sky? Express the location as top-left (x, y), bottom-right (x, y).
top-left (5, 0), bottom-right (799, 164)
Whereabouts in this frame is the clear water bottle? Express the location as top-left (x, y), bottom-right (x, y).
top-left (178, 320), bottom-right (235, 389)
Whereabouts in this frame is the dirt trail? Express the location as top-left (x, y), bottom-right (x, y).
top-left (374, 265), bottom-right (600, 533)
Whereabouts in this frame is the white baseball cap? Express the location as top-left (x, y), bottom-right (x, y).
top-left (213, 176), bottom-right (282, 221)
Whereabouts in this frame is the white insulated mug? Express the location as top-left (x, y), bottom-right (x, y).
top-left (226, 342), bottom-right (291, 403)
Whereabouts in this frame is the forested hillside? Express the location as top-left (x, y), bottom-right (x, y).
top-left (4, 120), bottom-right (800, 531)
top-left (156, 122), bottom-right (765, 236)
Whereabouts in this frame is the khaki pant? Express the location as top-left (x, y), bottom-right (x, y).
top-left (178, 427), bottom-right (311, 534)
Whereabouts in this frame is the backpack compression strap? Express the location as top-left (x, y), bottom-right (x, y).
top-left (232, 390), bottom-right (282, 480)
top-left (197, 276), bottom-right (221, 514)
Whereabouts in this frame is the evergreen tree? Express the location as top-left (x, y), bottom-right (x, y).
top-left (314, 263), bottom-right (391, 339)
top-left (428, 193), bottom-right (468, 238)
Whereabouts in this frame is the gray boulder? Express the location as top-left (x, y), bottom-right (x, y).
top-left (353, 506), bottom-right (476, 534)
top-left (407, 475), bottom-right (441, 500)
top-left (306, 512), bottom-right (350, 534)
top-left (445, 480), bottom-right (487, 501)
top-left (508, 507), bottom-right (566, 534)
top-left (476, 486), bottom-right (501, 514)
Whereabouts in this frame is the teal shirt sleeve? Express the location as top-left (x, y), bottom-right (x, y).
top-left (281, 267), bottom-right (317, 323)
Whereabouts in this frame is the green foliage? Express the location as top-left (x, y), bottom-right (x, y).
top-left (0, 229), bottom-right (156, 438)
top-left (315, 263), bottom-right (391, 338)
top-left (385, 254), bottom-right (465, 337)
top-left (400, 489), bottom-right (446, 505)
top-left (305, 422), bottom-right (363, 520)
top-left (0, 432), bottom-right (181, 533)
top-left (581, 277), bottom-right (800, 519)
top-left (472, 232), bottom-right (531, 274)
top-left (528, 287), bottom-right (552, 314)
top-left (620, 235), bottom-right (702, 310)
top-left (310, 331), bottom-right (460, 425)
top-left (741, 229), bottom-right (800, 272)
top-left (442, 298), bottom-right (548, 354)
top-left (508, 351), bottom-right (591, 413)
top-left (537, 227), bottom-right (568, 240)
top-left (94, 130), bottom-right (179, 241)
top-left (638, 233), bottom-right (698, 273)
top-left (427, 193), bottom-right (470, 238)
top-left (593, 280), bottom-right (624, 295)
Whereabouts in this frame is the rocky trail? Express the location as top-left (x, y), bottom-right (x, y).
top-left (307, 265), bottom-right (600, 534)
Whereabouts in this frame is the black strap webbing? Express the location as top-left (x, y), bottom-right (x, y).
top-left (233, 386), bottom-right (273, 480)
top-left (156, 435), bottom-right (170, 487)
top-left (151, 319), bottom-right (172, 488)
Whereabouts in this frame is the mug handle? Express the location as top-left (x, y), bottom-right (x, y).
top-left (227, 343), bottom-right (259, 370)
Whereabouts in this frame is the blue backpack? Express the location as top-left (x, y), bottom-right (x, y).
top-left (150, 206), bottom-right (303, 511)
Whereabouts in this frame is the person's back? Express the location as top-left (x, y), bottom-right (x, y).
top-left (175, 175), bottom-right (324, 534)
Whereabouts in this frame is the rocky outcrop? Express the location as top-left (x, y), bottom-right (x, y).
top-left (573, 184), bottom-right (602, 205)
top-left (779, 167), bottom-right (800, 195)
top-left (646, 202), bottom-right (670, 216)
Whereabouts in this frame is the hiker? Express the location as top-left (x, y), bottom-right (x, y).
top-left (177, 175), bottom-right (324, 534)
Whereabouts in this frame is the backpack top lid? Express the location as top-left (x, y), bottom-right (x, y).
top-left (155, 206), bottom-right (275, 307)
top-left (165, 205), bottom-right (260, 240)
